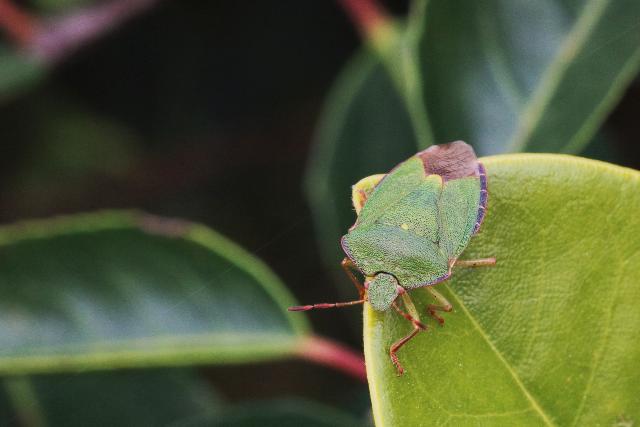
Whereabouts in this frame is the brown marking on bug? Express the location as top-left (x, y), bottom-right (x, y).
top-left (355, 189), bottom-right (368, 211)
top-left (416, 140), bottom-right (478, 181)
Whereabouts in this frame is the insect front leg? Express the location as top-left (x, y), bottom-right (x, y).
top-left (341, 257), bottom-right (365, 298)
top-left (288, 298), bottom-right (365, 312)
top-left (425, 287), bottom-right (453, 325)
top-left (389, 293), bottom-right (426, 376)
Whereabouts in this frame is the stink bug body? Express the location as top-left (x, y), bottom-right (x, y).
top-left (290, 141), bottom-right (495, 375)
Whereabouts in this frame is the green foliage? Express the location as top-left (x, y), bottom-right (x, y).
top-left (180, 399), bottom-right (365, 427)
top-left (0, 0), bottom-right (638, 424)
top-left (1, 371), bottom-right (363, 427)
top-left (307, 0), bottom-right (640, 267)
top-left (0, 45), bottom-right (43, 102)
top-left (5, 370), bottom-right (220, 426)
top-left (365, 155), bottom-right (640, 426)
top-left (0, 211), bottom-right (308, 375)
top-left (31, 0), bottom-right (96, 13)
top-left (416, 0), bottom-right (640, 154)
top-left (306, 53), bottom-right (418, 268)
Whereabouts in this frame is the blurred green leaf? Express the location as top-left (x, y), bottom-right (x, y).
top-left (307, 0), bottom-right (640, 282)
top-left (31, 103), bottom-right (140, 177)
top-left (0, 385), bottom-right (18, 426)
top-left (31, 0), bottom-right (96, 14)
top-left (4, 369), bottom-right (219, 427)
top-left (0, 95), bottom-right (145, 217)
top-left (0, 211), bottom-right (309, 374)
top-left (306, 52), bottom-right (418, 268)
top-left (178, 399), bottom-right (365, 427)
top-left (418, 0), bottom-right (640, 154)
top-left (0, 45), bottom-right (44, 102)
top-left (365, 155), bottom-right (640, 426)
top-left (6, 378), bottom-right (365, 427)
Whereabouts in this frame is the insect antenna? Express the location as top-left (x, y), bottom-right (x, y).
top-left (288, 299), bottom-right (365, 312)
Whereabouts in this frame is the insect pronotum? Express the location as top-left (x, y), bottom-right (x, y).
top-left (290, 141), bottom-right (496, 375)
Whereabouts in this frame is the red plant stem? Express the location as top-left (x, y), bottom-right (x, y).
top-left (31, 0), bottom-right (159, 64)
top-left (0, 0), bottom-right (39, 46)
top-left (336, 0), bottom-right (390, 39)
top-left (295, 335), bottom-right (367, 383)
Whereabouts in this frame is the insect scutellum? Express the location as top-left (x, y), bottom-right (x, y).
top-left (289, 141), bottom-right (496, 375)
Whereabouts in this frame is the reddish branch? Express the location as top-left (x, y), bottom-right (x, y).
top-left (0, 0), bottom-right (39, 46)
top-left (0, 0), bottom-right (159, 64)
top-left (32, 0), bottom-right (159, 63)
top-left (295, 335), bottom-right (367, 383)
top-left (336, 0), bottom-right (390, 39)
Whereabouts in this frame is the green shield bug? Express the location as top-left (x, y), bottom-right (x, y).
top-left (290, 141), bottom-right (495, 375)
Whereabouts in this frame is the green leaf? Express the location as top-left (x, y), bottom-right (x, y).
top-left (4, 369), bottom-right (220, 427)
top-left (0, 45), bottom-right (44, 102)
top-left (364, 155), bottom-right (640, 426)
top-left (306, 52), bottom-right (418, 268)
top-left (417, 0), bottom-right (640, 154)
top-left (4, 376), bottom-right (364, 427)
top-left (178, 399), bottom-right (365, 427)
top-left (0, 211), bottom-right (309, 374)
top-left (307, 0), bottom-right (640, 289)
top-left (31, 0), bottom-right (97, 13)
top-left (8, 98), bottom-right (143, 214)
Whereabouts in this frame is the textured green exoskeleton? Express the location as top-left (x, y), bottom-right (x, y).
top-left (290, 141), bottom-right (495, 375)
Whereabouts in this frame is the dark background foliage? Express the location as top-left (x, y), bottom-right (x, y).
top-left (0, 0), bottom-right (639, 425)
top-left (0, 1), bottom-right (380, 422)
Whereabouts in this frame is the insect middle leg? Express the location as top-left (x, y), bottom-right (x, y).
top-left (389, 295), bottom-right (426, 375)
top-left (425, 287), bottom-right (452, 325)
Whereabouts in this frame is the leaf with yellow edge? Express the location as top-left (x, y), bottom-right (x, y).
top-left (365, 154), bottom-right (640, 426)
top-left (0, 211), bottom-right (309, 374)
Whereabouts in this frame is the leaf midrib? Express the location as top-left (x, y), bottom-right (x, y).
top-left (0, 333), bottom-right (300, 375)
top-left (568, 203), bottom-right (629, 426)
top-left (506, 0), bottom-right (611, 152)
top-left (444, 283), bottom-right (557, 427)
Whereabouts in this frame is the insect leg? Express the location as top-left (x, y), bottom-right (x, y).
top-left (389, 299), bottom-right (426, 375)
top-left (454, 257), bottom-right (496, 268)
top-left (389, 328), bottom-right (419, 376)
top-left (425, 287), bottom-right (452, 325)
top-left (288, 299), bottom-right (365, 312)
top-left (341, 257), bottom-right (365, 298)
top-left (392, 302), bottom-right (427, 330)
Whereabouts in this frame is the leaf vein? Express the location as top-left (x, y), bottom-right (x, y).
top-left (506, 0), bottom-right (611, 152)
top-left (445, 284), bottom-right (557, 427)
top-left (476, 2), bottom-right (525, 109)
top-left (569, 219), bottom-right (626, 426)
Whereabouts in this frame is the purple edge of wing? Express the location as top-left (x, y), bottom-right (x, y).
top-left (473, 162), bottom-right (488, 235)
